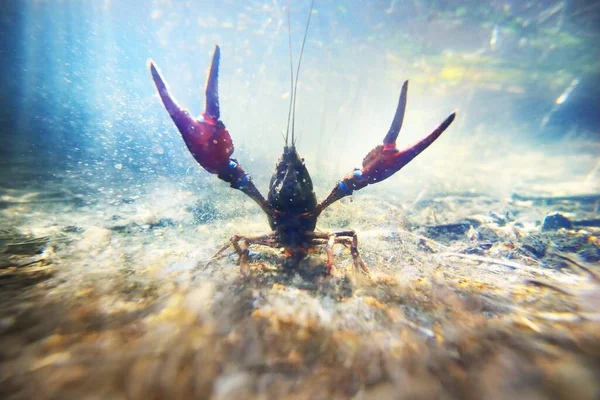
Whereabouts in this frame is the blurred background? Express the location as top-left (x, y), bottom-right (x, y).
top-left (0, 0), bottom-right (598, 200)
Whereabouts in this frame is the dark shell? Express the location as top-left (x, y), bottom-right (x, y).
top-left (267, 146), bottom-right (318, 248)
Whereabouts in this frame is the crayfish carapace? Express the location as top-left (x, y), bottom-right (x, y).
top-left (148, 11), bottom-right (455, 276)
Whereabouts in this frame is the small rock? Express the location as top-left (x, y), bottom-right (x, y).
top-left (541, 212), bottom-right (573, 231)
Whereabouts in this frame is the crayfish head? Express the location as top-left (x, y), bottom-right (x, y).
top-left (268, 146), bottom-right (317, 214)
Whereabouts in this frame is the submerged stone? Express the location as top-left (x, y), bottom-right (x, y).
top-left (541, 212), bottom-right (573, 231)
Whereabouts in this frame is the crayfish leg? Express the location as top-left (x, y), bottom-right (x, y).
top-left (209, 232), bottom-right (279, 275)
top-left (325, 234), bottom-right (336, 275)
top-left (310, 230), bottom-right (371, 277)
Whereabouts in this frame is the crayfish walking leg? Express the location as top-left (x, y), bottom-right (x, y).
top-left (210, 232), bottom-right (278, 274)
top-left (310, 231), bottom-right (370, 276)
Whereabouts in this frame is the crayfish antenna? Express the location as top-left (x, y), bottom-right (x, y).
top-left (285, 0), bottom-right (294, 147)
top-left (288, 0), bottom-right (315, 148)
top-left (291, 0), bottom-right (315, 147)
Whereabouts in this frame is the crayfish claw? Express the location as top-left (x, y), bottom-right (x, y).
top-left (392, 110), bottom-right (457, 171)
top-left (149, 47), bottom-right (234, 175)
top-left (150, 47), bottom-right (270, 215)
top-left (317, 83), bottom-right (456, 213)
top-left (204, 45), bottom-right (221, 120)
top-left (148, 59), bottom-right (195, 133)
top-left (383, 80), bottom-right (408, 146)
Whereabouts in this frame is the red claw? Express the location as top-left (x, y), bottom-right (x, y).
top-left (318, 81), bottom-right (456, 213)
top-left (148, 45), bottom-right (233, 175)
top-left (149, 46), bottom-right (271, 215)
top-left (360, 108), bottom-right (456, 186)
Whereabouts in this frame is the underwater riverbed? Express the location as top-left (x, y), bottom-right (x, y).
top-left (1, 140), bottom-right (599, 399)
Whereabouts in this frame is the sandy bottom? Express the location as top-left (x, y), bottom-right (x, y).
top-left (1, 142), bottom-right (599, 399)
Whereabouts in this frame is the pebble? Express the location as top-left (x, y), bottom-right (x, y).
top-left (541, 212), bottom-right (573, 231)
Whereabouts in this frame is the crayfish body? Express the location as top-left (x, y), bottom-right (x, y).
top-left (268, 146), bottom-right (318, 252)
top-left (148, 45), bottom-right (455, 275)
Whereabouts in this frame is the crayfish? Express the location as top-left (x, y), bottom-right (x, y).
top-left (148, 11), bottom-right (455, 276)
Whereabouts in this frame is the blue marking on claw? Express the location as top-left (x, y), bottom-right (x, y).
top-left (353, 169), bottom-right (363, 178)
top-left (338, 181), bottom-right (352, 195)
top-left (229, 160), bottom-right (238, 169)
top-left (238, 174), bottom-right (250, 189)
